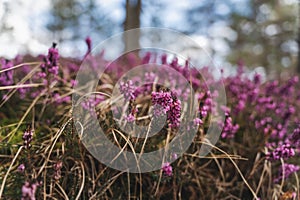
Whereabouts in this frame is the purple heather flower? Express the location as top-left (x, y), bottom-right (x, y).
top-left (142, 52), bottom-right (151, 64)
top-left (22, 128), bottom-right (34, 149)
top-left (53, 93), bottom-right (71, 104)
top-left (40, 43), bottom-right (59, 77)
top-left (220, 109), bottom-right (239, 138)
top-left (266, 143), bottom-right (295, 161)
top-left (125, 113), bottom-right (135, 122)
top-left (162, 162), bottom-right (172, 176)
top-left (167, 98), bottom-right (181, 128)
top-left (198, 91), bottom-right (214, 118)
top-left (172, 153), bottom-right (178, 160)
top-left (152, 90), bottom-right (181, 128)
top-left (193, 118), bottom-right (203, 126)
top-left (145, 72), bottom-right (156, 83)
top-left (18, 164), bottom-right (25, 173)
top-left (21, 181), bottom-right (41, 200)
top-left (220, 115), bottom-right (239, 139)
top-left (181, 87), bottom-right (190, 101)
top-left (279, 76), bottom-right (298, 96)
top-left (71, 79), bottom-right (78, 87)
top-left (200, 105), bottom-right (209, 118)
top-left (119, 80), bottom-right (136, 101)
top-left (170, 57), bottom-right (179, 69)
top-left (253, 73), bottom-right (261, 85)
top-left (143, 72), bottom-right (156, 93)
top-left (85, 36), bottom-right (92, 55)
top-left (47, 44), bottom-right (59, 75)
top-left (274, 163), bottom-right (300, 182)
top-left (81, 94), bottom-right (105, 111)
top-left (53, 161), bottom-right (63, 171)
top-left (0, 59), bottom-right (14, 86)
top-left (152, 91), bottom-right (173, 116)
top-left (81, 94), bottom-right (105, 118)
top-left (161, 54), bottom-right (167, 64)
top-left (291, 126), bottom-right (300, 147)
top-left (53, 161), bottom-right (63, 180)
top-left (18, 81), bottom-right (31, 98)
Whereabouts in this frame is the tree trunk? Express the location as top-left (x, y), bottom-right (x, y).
top-left (123, 0), bottom-right (141, 52)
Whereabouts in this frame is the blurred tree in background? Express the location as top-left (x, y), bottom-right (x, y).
top-left (227, 0), bottom-right (298, 74)
top-left (124, 0), bottom-right (141, 51)
top-left (0, 0), bottom-right (297, 73)
top-left (47, 0), bottom-right (116, 42)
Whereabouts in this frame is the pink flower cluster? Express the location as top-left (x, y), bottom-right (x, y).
top-left (119, 80), bottom-right (137, 101)
top-left (18, 163), bottom-right (25, 173)
top-left (219, 107), bottom-right (239, 138)
top-left (152, 90), bottom-right (181, 128)
top-left (81, 94), bottom-right (105, 115)
top-left (274, 163), bottom-right (300, 182)
top-left (162, 162), bottom-right (172, 176)
top-left (22, 128), bottom-right (34, 149)
top-left (21, 181), bottom-right (41, 200)
top-left (266, 143), bottom-right (295, 161)
top-left (291, 125), bottom-right (300, 148)
top-left (0, 59), bottom-right (14, 86)
top-left (167, 98), bottom-right (181, 128)
top-left (39, 43), bottom-right (59, 77)
top-left (53, 161), bottom-right (63, 180)
top-left (151, 91), bottom-right (173, 116)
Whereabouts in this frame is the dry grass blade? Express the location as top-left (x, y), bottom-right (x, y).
top-left (5, 90), bottom-right (46, 142)
top-left (200, 140), bottom-right (259, 200)
top-left (0, 83), bottom-right (43, 90)
top-left (75, 161), bottom-right (85, 200)
top-left (0, 146), bottom-right (24, 198)
top-left (37, 118), bottom-right (72, 177)
top-left (55, 182), bottom-right (69, 200)
top-left (0, 64), bottom-right (40, 108)
top-left (0, 62), bottom-right (40, 74)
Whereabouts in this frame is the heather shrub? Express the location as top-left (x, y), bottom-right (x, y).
top-left (0, 40), bottom-right (299, 199)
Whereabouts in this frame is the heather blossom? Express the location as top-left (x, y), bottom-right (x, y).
top-left (172, 153), bottom-right (178, 160)
top-left (221, 114), bottom-right (239, 138)
top-left (18, 81), bottom-right (31, 98)
top-left (18, 164), bottom-right (25, 173)
top-left (152, 90), bottom-right (181, 128)
top-left (53, 93), bottom-right (71, 104)
top-left (143, 72), bottom-right (156, 92)
top-left (266, 143), bottom-right (295, 161)
top-left (125, 113), bottom-right (135, 122)
top-left (39, 43), bottom-right (59, 78)
top-left (167, 97), bottom-right (181, 128)
top-left (81, 94), bottom-right (105, 112)
top-left (21, 181), bottom-right (41, 200)
top-left (0, 59), bottom-right (14, 86)
top-left (219, 107), bottom-right (239, 138)
top-left (291, 125), bottom-right (300, 147)
top-left (274, 163), bottom-right (300, 182)
top-left (198, 91), bottom-right (214, 118)
top-left (53, 161), bottom-right (63, 180)
top-left (162, 162), bottom-right (172, 176)
top-left (22, 128), bottom-right (34, 149)
top-left (152, 90), bottom-right (173, 116)
top-left (193, 118), bottom-right (203, 126)
top-left (125, 107), bottom-right (138, 123)
top-left (80, 94), bottom-right (105, 119)
top-left (85, 36), bottom-right (92, 55)
top-left (119, 80), bottom-right (136, 101)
